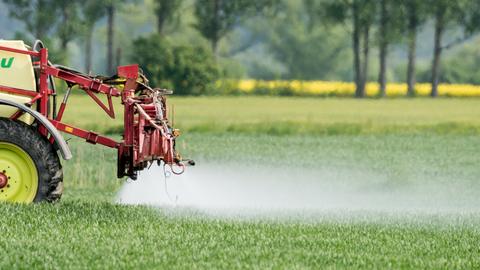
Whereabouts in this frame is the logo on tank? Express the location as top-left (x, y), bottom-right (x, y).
top-left (0, 57), bottom-right (14, 68)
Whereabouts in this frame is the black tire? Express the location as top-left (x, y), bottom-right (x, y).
top-left (0, 117), bottom-right (63, 203)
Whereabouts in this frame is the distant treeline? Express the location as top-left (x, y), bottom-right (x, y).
top-left (1, 0), bottom-right (480, 97)
top-left (313, 0), bottom-right (480, 97)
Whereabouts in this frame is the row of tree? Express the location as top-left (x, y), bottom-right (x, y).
top-left (3, 0), bottom-right (480, 97)
top-left (2, 0), bottom-right (273, 73)
top-left (311, 0), bottom-right (480, 97)
top-left (3, 0), bottom-right (120, 73)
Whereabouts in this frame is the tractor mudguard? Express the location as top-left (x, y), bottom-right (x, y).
top-left (0, 99), bottom-right (72, 160)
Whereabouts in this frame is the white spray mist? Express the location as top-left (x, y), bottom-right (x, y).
top-left (117, 163), bottom-right (480, 216)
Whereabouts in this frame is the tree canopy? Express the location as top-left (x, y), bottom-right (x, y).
top-left (1, 0), bottom-right (480, 97)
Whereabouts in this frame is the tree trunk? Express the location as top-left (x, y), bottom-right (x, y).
top-left (60, 5), bottom-right (69, 49)
top-left (107, 4), bottom-right (115, 74)
top-left (85, 26), bottom-right (93, 73)
top-left (378, 0), bottom-right (387, 97)
top-left (406, 5), bottom-right (417, 97)
top-left (35, 0), bottom-right (46, 39)
top-left (156, 0), bottom-right (166, 36)
top-left (211, 38), bottom-right (219, 54)
top-left (352, 2), bottom-right (362, 98)
top-left (60, 4), bottom-right (70, 50)
top-left (378, 42), bottom-right (387, 97)
top-left (211, 0), bottom-right (220, 55)
top-left (359, 26), bottom-right (370, 98)
top-left (431, 12), bottom-right (444, 98)
top-left (157, 14), bottom-right (165, 35)
top-left (116, 47), bottom-right (122, 68)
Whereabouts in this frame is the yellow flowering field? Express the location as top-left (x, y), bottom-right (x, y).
top-left (222, 80), bottom-right (480, 97)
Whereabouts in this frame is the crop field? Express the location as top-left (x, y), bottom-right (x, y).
top-left (63, 95), bottom-right (480, 135)
top-left (3, 96), bottom-right (480, 269)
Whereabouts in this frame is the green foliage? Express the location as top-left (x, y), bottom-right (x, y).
top-left (398, 0), bottom-right (429, 33)
top-left (217, 57), bottom-right (247, 79)
top-left (79, 0), bottom-right (107, 30)
top-left (2, 0), bottom-right (83, 64)
top-left (54, 0), bottom-right (81, 47)
top-left (427, 0), bottom-right (465, 25)
top-left (461, 1), bottom-right (480, 34)
top-left (153, 0), bottom-right (183, 34)
top-left (375, 0), bottom-right (404, 43)
top-left (79, 0), bottom-right (107, 71)
top-left (193, 0), bottom-right (275, 52)
top-left (436, 43), bottom-right (480, 84)
top-left (2, 0), bottom-right (57, 39)
top-left (130, 34), bottom-right (218, 95)
top-left (3, 0), bottom-right (480, 90)
top-left (318, 0), bottom-right (376, 29)
top-left (270, 2), bottom-right (351, 80)
top-left (10, 34), bottom-right (65, 64)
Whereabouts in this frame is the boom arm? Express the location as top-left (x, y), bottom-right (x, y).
top-left (0, 43), bottom-right (189, 179)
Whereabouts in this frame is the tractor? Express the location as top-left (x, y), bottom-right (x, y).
top-left (0, 40), bottom-right (192, 203)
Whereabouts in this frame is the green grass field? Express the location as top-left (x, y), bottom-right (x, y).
top-left (64, 95), bottom-right (480, 135)
top-left (3, 96), bottom-right (480, 269)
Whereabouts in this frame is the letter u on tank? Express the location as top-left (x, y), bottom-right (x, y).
top-left (1, 57), bottom-right (14, 68)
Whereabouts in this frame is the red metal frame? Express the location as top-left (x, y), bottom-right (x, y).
top-left (0, 44), bottom-right (184, 179)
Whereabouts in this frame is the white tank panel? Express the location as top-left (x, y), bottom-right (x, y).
top-left (0, 40), bottom-right (37, 123)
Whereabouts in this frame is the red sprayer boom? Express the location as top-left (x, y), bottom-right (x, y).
top-left (0, 41), bottom-right (192, 180)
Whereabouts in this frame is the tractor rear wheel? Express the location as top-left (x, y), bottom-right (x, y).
top-left (0, 118), bottom-right (63, 203)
